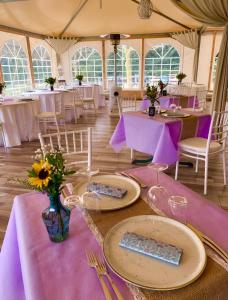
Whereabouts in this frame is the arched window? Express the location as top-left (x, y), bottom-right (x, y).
top-left (107, 45), bottom-right (140, 88)
top-left (144, 44), bottom-right (180, 85)
top-left (1, 40), bottom-right (31, 95)
top-left (32, 45), bottom-right (52, 87)
top-left (71, 47), bottom-right (102, 84)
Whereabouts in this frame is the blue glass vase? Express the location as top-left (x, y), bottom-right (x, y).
top-left (42, 193), bottom-right (71, 242)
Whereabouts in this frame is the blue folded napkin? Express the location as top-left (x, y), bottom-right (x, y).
top-left (87, 182), bottom-right (127, 198)
top-left (119, 232), bottom-right (183, 266)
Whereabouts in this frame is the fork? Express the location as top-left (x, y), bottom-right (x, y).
top-left (94, 254), bottom-right (125, 300)
top-left (86, 251), bottom-right (112, 300)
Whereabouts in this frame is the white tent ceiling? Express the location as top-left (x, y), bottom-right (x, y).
top-left (0, 0), bottom-right (203, 38)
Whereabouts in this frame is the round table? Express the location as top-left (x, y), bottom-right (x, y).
top-left (0, 99), bottom-right (40, 147)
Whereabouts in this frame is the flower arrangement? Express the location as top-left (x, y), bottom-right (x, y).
top-left (158, 80), bottom-right (168, 95)
top-left (28, 147), bottom-right (74, 197)
top-left (0, 82), bottom-right (6, 94)
top-left (146, 84), bottom-right (160, 106)
top-left (45, 77), bottom-right (56, 90)
top-left (176, 72), bottom-right (187, 84)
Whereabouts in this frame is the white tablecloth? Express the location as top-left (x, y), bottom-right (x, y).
top-left (167, 84), bottom-right (207, 96)
top-left (24, 90), bottom-right (84, 122)
top-left (0, 100), bottom-right (40, 147)
top-left (69, 84), bottom-right (105, 108)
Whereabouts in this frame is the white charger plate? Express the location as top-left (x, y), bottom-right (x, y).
top-left (103, 215), bottom-right (206, 290)
top-left (73, 175), bottom-right (140, 211)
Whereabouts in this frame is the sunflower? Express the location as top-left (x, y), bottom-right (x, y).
top-left (29, 160), bottom-right (51, 189)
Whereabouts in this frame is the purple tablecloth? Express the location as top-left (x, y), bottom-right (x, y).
top-left (0, 193), bottom-right (132, 300)
top-left (110, 111), bottom-right (211, 164)
top-left (140, 96), bottom-right (197, 110)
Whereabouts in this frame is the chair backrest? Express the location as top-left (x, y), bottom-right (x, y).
top-left (207, 111), bottom-right (228, 153)
top-left (67, 88), bottom-right (83, 106)
top-left (83, 85), bottom-right (95, 99)
top-left (192, 89), bottom-right (207, 110)
top-left (38, 127), bottom-right (92, 169)
top-left (117, 96), bottom-right (137, 116)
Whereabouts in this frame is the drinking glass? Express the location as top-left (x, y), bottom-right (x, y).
top-left (168, 195), bottom-right (188, 224)
top-left (147, 163), bottom-right (169, 209)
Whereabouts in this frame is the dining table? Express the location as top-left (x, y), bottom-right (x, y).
top-left (110, 110), bottom-right (211, 165)
top-left (0, 166), bottom-right (228, 300)
top-left (0, 98), bottom-right (40, 147)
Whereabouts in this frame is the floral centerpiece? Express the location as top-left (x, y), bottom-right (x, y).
top-left (28, 147), bottom-right (74, 242)
top-left (146, 84), bottom-right (160, 116)
top-left (76, 74), bottom-right (83, 86)
top-left (176, 72), bottom-right (187, 85)
top-left (0, 82), bottom-right (6, 94)
top-left (45, 77), bottom-right (56, 91)
top-left (158, 80), bottom-right (168, 95)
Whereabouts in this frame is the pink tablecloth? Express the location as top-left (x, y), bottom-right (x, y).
top-left (0, 193), bottom-right (132, 300)
top-left (126, 166), bottom-right (228, 253)
top-left (110, 111), bottom-right (211, 164)
top-left (140, 96), bottom-right (197, 110)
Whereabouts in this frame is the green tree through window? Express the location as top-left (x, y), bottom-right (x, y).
top-left (71, 47), bottom-right (102, 84)
top-left (32, 45), bottom-right (52, 88)
top-left (107, 45), bottom-right (140, 88)
top-left (1, 40), bottom-right (31, 95)
top-left (144, 44), bottom-right (180, 85)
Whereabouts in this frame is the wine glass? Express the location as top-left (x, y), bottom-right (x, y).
top-left (147, 163), bottom-right (169, 210)
top-left (168, 195), bottom-right (188, 224)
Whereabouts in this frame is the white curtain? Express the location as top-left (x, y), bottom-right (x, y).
top-left (45, 37), bottom-right (77, 65)
top-left (171, 0), bottom-right (228, 112)
top-left (172, 30), bottom-right (199, 82)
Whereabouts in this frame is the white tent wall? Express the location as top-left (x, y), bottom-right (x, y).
top-left (0, 31), bottom-right (223, 92)
top-left (197, 31), bottom-right (223, 90)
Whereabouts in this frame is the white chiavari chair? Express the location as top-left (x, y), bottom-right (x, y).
top-left (36, 93), bottom-right (65, 133)
top-left (117, 96), bottom-right (137, 116)
top-left (175, 111), bottom-right (228, 194)
top-left (64, 88), bottom-right (84, 123)
top-left (191, 89), bottom-right (207, 111)
top-left (82, 86), bottom-right (97, 114)
top-left (38, 127), bottom-right (92, 170)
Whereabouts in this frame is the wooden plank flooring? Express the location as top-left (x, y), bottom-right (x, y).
top-left (0, 106), bottom-right (227, 247)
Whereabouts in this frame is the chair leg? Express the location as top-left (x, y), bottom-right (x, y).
top-left (195, 156), bottom-right (199, 173)
top-left (54, 117), bottom-right (60, 133)
top-left (204, 158), bottom-right (208, 195)
top-left (175, 160), bottom-right (179, 180)
top-left (130, 148), bottom-right (134, 161)
top-left (222, 151), bottom-right (227, 186)
top-left (74, 106), bottom-right (77, 124)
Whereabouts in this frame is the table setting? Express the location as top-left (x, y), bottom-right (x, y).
top-left (110, 109), bottom-right (211, 165)
top-left (1, 144), bottom-right (228, 300)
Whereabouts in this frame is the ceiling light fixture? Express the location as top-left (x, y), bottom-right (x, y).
top-left (137, 0), bottom-right (153, 19)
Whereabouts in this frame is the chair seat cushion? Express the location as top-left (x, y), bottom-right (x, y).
top-left (83, 98), bottom-right (94, 102)
top-left (179, 137), bottom-right (222, 154)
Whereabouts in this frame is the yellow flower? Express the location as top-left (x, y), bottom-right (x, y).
top-left (29, 160), bottom-right (51, 189)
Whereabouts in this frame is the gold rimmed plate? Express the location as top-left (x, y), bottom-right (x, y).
top-left (103, 215), bottom-right (206, 290)
top-left (73, 175), bottom-right (140, 211)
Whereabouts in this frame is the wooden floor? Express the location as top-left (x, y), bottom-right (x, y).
top-left (0, 105), bottom-right (228, 246)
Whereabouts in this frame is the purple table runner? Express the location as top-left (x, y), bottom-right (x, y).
top-left (0, 192), bottom-right (133, 300)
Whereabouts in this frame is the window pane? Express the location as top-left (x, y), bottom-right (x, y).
top-left (32, 45), bottom-right (52, 88)
top-left (107, 45), bottom-right (140, 88)
top-left (1, 39), bottom-right (32, 95)
top-left (71, 47), bottom-right (102, 84)
top-left (144, 44), bottom-right (180, 85)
